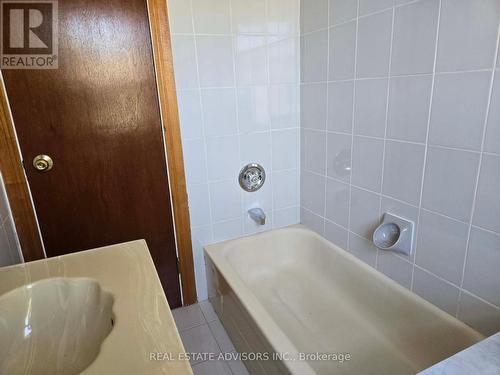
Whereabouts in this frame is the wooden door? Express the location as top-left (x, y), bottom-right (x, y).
top-left (2, 0), bottom-right (182, 307)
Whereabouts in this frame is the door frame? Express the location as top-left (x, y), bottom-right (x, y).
top-left (0, 0), bottom-right (197, 305)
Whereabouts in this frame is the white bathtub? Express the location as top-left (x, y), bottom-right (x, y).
top-left (204, 225), bottom-right (483, 375)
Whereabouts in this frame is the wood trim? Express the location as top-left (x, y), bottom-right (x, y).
top-left (0, 76), bottom-right (45, 261)
top-left (147, 0), bottom-right (197, 305)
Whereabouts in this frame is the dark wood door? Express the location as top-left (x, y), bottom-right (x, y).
top-left (2, 0), bottom-right (181, 307)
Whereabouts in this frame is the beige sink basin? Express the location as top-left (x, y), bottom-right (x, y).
top-left (0, 277), bottom-right (114, 375)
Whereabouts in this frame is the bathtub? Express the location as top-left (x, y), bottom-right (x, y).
top-left (204, 225), bottom-right (483, 375)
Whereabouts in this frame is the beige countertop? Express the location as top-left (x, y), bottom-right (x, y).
top-left (0, 240), bottom-right (193, 375)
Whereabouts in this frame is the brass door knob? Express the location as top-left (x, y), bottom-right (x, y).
top-left (33, 155), bottom-right (54, 172)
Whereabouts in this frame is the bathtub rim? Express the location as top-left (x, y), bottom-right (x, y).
top-left (204, 224), bottom-right (484, 374)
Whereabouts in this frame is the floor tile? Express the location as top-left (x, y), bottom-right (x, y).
top-left (199, 300), bottom-right (218, 322)
top-left (180, 324), bottom-right (220, 365)
top-left (226, 352), bottom-right (250, 375)
top-left (173, 304), bottom-right (206, 331)
top-left (209, 319), bottom-right (235, 353)
top-left (192, 360), bottom-right (232, 375)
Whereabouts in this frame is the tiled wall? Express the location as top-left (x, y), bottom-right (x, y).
top-left (300, 0), bottom-right (500, 336)
top-left (167, 0), bottom-right (300, 300)
top-left (0, 174), bottom-right (22, 267)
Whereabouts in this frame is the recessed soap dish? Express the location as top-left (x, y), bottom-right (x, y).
top-left (373, 213), bottom-right (414, 256)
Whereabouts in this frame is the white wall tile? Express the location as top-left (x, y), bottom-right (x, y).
top-left (429, 72), bottom-right (492, 151)
top-left (0, 225), bottom-right (15, 267)
top-left (484, 74), bottom-right (500, 153)
top-left (231, 0), bottom-right (267, 34)
top-left (416, 210), bottom-right (468, 285)
top-left (177, 90), bottom-right (203, 140)
top-left (326, 132), bottom-right (352, 182)
top-left (300, 30), bottom-right (328, 82)
top-left (463, 227), bottom-right (500, 307)
top-left (192, 0), bottom-right (231, 34)
top-left (329, 21), bottom-right (356, 80)
top-left (234, 35), bottom-right (267, 86)
top-left (209, 180), bottom-right (242, 222)
top-left (272, 129), bottom-right (299, 171)
top-left (377, 252), bottom-right (413, 288)
top-left (413, 267), bottom-right (460, 315)
top-left (301, 83), bottom-right (327, 130)
top-left (458, 292), bottom-right (500, 336)
top-left (167, 0), bottom-right (193, 34)
top-left (170, 0), bottom-right (300, 302)
top-left (237, 86), bottom-right (271, 134)
top-left (171, 35), bottom-right (199, 89)
top-left (187, 184), bottom-right (211, 227)
top-left (382, 140), bottom-right (425, 206)
top-left (196, 36), bottom-right (235, 87)
top-left (351, 136), bottom-right (384, 192)
top-left (325, 178), bottom-right (350, 228)
top-left (0, 179), bottom-right (10, 222)
top-left (268, 0), bottom-right (299, 35)
top-left (190, 229), bottom-right (209, 301)
top-left (183, 139), bottom-right (208, 185)
top-left (359, 0), bottom-right (393, 16)
top-left (300, 170), bottom-right (326, 215)
top-left (422, 147), bottom-right (479, 222)
top-left (302, 129), bottom-right (326, 174)
top-left (353, 78), bottom-right (388, 137)
top-left (473, 154), bottom-right (500, 233)
top-left (391, 0), bottom-right (439, 76)
top-left (300, 207), bottom-right (325, 235)
top-left (349, 187), bottom-right (381, 240)
top-left (327, 81), bottom-right (354, 133)
top-left (329, 0), bottom-right (357, 26)
top-left (213, 218), bottom-right (243, 243)
top-left (387, 75), bottom-right (432, 143)
top-left (300, 0), bottom-right (328, 33)
top-left (269, 37), bottom-right (299, 84)
top-left (325, 219), bottom-right (348, 249)
top-left (356, 10), bottom-right (393, 78)
top-left (269, 84), bottom-right (299, 129)
top-left (240, 131), bottom-right (272, 168)
top-left (0, 175), bottom-right (21, 267)
top-left (7, 223), bottom-right (21, 264)
top-left (206, 136), bottom-right (240, 181)
top-left (273, 206), bottom-right (299, 228)
top-left (436, 0), bottom-right (500, 72)
top-left (201, 88), bottom-right (238, 137)
top-left (273, 170), bottom-right (299, 209)
top-left (299, 0), bottom-right (500, 330)
top-left (348, 232), bottom-right (377, 266)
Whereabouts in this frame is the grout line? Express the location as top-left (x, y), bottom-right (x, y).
top-left (189, 0), bottom-right (216, 246)
top-left (460, 289), bottom-right (500, 312)
top-left (346, 0), bottom-right (360, 251)
top-left (456, 17), bottom-right (500, 318)
top-left (304, 166), bottom-right (500, 237)
top-left (301, 0), bottom-right (425, 38)
top-left (375, 4), bottom-right (396, 270)
top-left (228, 0), bottom-right (247, 237)
top-left (411, 0), bottom-right (442, 292)
top-left (264, 0), bottom-right (277, 229)
top-left (300, 68), bottom-right (495, 87)
top-left (300, 128), bottom-right (486, 155)
top-left (322, 0), bottom-right (331, 236)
